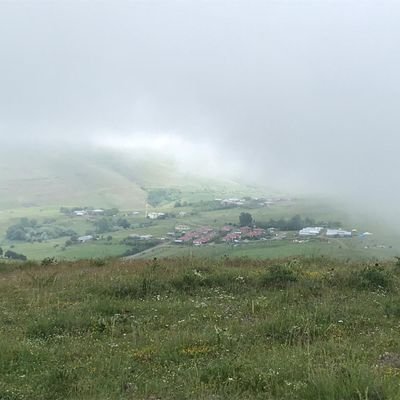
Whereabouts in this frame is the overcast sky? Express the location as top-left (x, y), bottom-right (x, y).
top-left (1, 0), bottom-right (399, 210)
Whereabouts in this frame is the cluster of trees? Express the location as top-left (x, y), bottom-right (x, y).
top-left (239, 212), bottom-right (254, 227)
top-left (257, 215), bottom-right (342, 231)
top-left (147, 188), bottom-right (181, 207)
top-left (192, 200), bottom-right (236, 212)
top-left (121, 238), bottom-right (161, 257)
top-left (174, 200), bottom-right (189, 208)
top-left (237, 213), bottom-right (342, 231)
top-left (6, 218), bottom-right (77, 242)
top-left (93, 217), bottom-right (131, 234)
top-left (0, 247), bottom-right (27, 261)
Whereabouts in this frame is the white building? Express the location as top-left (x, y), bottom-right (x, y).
top-left (78, 235), bottom-right (94, 243)
top-left (299, 227), bottom-right (323, 236)
top-left (147, 212), bottom-right (166, 220)
top-left (326, 229), bottom-right (352, 238)
top-left (92, 209), bottom-right (105, 215)
top-left (73, 210), bottom-right (87, 216)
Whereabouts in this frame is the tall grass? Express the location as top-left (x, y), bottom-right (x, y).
top-left (0, 257), bottom-right (399, 399)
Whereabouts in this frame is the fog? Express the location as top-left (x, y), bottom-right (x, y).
top-left (1, 1), bottom-right (399, 217)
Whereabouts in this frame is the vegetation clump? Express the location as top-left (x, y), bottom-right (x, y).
top-left (261, 263), bottom-right (298, 288)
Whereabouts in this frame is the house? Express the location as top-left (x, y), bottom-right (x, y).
top-left (74, 210), bottom-right (87, 217)
top-left (139, 234), bottom-right (153, 240)
top-left (78, 235), bottom-right (93, 243)
top-left (147, 212), bottom-right (166, 220)
top-left (221, 198), bottom-right (245, 207)
top-left (175, 224), bottom-right (191, 232)
top-left (223, 232), bottom-right (242, 242)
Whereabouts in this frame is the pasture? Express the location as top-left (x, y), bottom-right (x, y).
top-left (1, 256), bottom-right (400, 399)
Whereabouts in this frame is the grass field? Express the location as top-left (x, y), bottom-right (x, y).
top-left (2, 256), bottom-right (400, 399)
top-left (133, 237), bottom-right (399, 262)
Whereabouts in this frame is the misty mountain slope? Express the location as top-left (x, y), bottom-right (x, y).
top-left (0, 149), bottom-right (157, 209)
top-left (0, 148), bottom-right (248, 210)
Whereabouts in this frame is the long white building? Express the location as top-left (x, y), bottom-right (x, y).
top-left (299, 227), bottom-right (323, 236)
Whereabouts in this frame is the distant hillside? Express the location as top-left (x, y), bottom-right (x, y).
top-left (0, 147), bottom-right (251, 210)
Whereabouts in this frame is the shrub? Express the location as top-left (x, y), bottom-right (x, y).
top-left (350, 266), bottom-right (392, 291)
top-left (261, 264), bottom-right (298, 288)
top-left (41, 257), bottom-right (57, 266)
top-left (171, 271), bottom-right (204, 293)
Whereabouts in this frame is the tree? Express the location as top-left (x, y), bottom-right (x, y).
top-left (94, 218), bottom-right (111, 234)
top-left (239, 212), bottom-right (253, 227)
top-left (0, 247), bottom-right (3, 257)
top-left (117, 218), bottom-right (130, 229)
top-left (5, 250), bottom-right (27, 261)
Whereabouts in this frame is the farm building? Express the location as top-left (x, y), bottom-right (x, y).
top-left (175, 224), bottom-right (191, 232)
top-left (77, 235), bottom-right (94, 243)
top-left (147, 212), bottom-right (166, 220)
top-left (299, 227), bottom-right (323, 236)
top-left (73, 210), bottom-right (87, 217)
top-left (326, 229), bottom-right (352, 238)
top-left (92, 209), bottom-right (105, 215)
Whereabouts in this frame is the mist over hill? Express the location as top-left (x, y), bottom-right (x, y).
top-left (0, 146), bottom-right (251, 210)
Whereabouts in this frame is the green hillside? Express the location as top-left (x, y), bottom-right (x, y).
top-left (2, 257), bottom-right (400, 399)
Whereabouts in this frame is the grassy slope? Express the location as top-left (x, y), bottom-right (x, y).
top-left (1, 257), bottom-right (400, 399)
top-left (0, 149), bottom-right (149, 210)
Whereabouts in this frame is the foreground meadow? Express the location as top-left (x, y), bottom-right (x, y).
top-left (1, 256), bottom-right (400, 399)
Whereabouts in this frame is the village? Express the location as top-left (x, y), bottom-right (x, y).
top-left (0, 192), bottom-right (385, 262)
top-left (61, 202), bottom-right (373, 251)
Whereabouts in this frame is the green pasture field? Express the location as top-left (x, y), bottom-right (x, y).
top-left (2, 257), bottom-right (400, 399)
top-left (135, 237), bottom-right (399, 262)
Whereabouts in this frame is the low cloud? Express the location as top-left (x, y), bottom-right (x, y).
top-left (0, 0), bottom-right (399, 219)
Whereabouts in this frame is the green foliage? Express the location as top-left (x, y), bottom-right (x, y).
top-left (350, 265), bottom-right (392, 291)
top-left (6, 218), bottom-right (77, 242)
top-left (258, 215), bottom-right (342, 231)
top-left (261, 264), bottom-right (298, 288)
top-left (93, 217), bottom-right (111, 234)
top-left (41, 257), bottom-right (57, 266)
top-left (4, 250), bottom-right (27, 261)
top-left (239, 212), bottom-right (253, 227)
top-left (147, 188), bottom-right (181, 207)
top-left (121, 238), bottom-right (161, 257)
top-left (116, 218), bottom-right (130, 229)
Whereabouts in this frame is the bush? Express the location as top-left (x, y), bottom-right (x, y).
top-left (261, 264), bottom-right (298, 288)
top-left (41, 257), bottom-right (57, 266)
top-left (171, 272), bottom-right (204, 293)
top-left (350, 266), bottom-right (392, 291)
